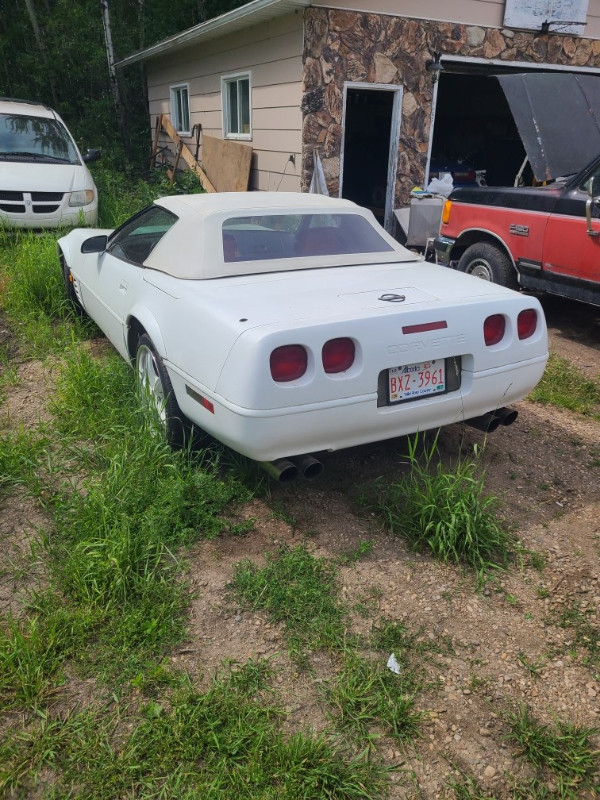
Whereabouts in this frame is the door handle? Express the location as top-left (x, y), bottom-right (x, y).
top-left (585, 197), bottom-right (600, 237)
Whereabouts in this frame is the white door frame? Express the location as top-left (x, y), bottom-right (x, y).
top-left (339, 81), bottom-right (403, 232)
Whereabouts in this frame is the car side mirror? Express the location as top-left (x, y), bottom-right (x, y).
top-left (81, 234), bottom-right (108, 253)
top-left (83, 148), bottom-right (101, 164)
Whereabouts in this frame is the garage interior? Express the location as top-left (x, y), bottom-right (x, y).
top-left (429, 67), bottom-right (531, 188)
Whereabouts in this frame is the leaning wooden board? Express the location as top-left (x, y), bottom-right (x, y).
top-left (202, 135), bottom-right (252, 192)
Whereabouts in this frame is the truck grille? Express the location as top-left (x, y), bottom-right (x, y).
top-left (0, 190), bottom-right (64, 214)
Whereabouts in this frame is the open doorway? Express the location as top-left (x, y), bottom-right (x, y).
top-left (340, 84), bottom-right (401, 231)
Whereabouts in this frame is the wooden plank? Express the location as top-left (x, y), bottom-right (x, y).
top-left (202, 135), bottom-right (252, 192)
top-left (160, 114), bottom-right (217, 193)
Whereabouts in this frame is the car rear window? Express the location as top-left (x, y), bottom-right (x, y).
top-left (222, 213), bottom-right (394, 262)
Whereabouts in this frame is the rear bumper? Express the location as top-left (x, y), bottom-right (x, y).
top-left (172, 353), bottom-right (548, 462)
top-left (433, 234), bottom-right (456, 266)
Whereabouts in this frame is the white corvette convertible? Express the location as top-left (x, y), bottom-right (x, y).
top-left (58, 192), bottom-right (548, 480)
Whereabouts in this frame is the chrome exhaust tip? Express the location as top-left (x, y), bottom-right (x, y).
top-left (293, 454), bottom-right (324, 480)
top-left (465, 411), bottom-right (501, 433)
top-left (259, 458), bottom-right (299, 482)
top-left (465, 406), bottom-right (518, 433)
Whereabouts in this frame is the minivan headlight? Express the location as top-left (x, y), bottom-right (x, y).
top-left (69, 190), bottom-right (95, 207)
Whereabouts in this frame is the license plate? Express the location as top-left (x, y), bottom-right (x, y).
top-left (388, 359), bottom-right (446, 404)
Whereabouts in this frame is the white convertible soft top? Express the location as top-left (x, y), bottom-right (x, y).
top-left (145, 192), bottom-right (416, 279)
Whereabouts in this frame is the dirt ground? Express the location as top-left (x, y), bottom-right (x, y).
top-left (1, 294), bottom-right (599, 798)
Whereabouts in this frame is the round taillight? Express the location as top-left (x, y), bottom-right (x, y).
top-left (322, 337), bottom-right (355, 374)
top-left (483, 314), bottom-right (505, 346)
top-left (517, 309), bottom-right (538, 340)
top-left (270, 345), bottom-right (308, 382)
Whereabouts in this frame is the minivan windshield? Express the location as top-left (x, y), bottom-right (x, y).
top-left (0, 114), bottom-right (80, 164)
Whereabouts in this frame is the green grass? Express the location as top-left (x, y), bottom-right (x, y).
top-left (0, 661), bottom-right (391, 799)
top-left (530, 354), bottom-right (600, 417)
top-left (231, 543), bottom-right (347, 662)
top-left (370, 434), bottom-right (512, 576)
top-left (505, 703), bottom-right (600, 793)
top-left (325, 651), bottom-right (424, 744)
top-left (548, 601), bottom-right (600, 673)
top-left (0, 232), bottom-right (91, 356)
top-left (370, 618), bottom-right (452, 676)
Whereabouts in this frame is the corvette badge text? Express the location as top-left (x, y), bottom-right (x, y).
top-left (387, 332), bottom-right (467, 356)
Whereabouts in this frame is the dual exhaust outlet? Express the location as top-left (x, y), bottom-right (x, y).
top-left (261, 406), bottom-right (518, 482)
top-left (260, 454), bottom-right (323, 482)
top-left (465, 406), bottom-right (518, 433)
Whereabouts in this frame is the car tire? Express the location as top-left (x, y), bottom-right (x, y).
top-left (135, 333), bottom-right (208, 449)
top-left (60, 254), bottom-right (88, 317)
top-left (457, 242), bottom-right (518, 290)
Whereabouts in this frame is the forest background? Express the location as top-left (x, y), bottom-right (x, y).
top-left (0, 0), bottom-right (247, 167)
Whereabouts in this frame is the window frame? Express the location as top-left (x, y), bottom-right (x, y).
top-left (170, 83), bottom-right (191, 136)
top-left (106, 205), bottom-right (178, 266)
top-left (221, 72), bottom-right (252, 140)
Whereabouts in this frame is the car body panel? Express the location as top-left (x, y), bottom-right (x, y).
top-left (59, 193), bottom-right (548, 462)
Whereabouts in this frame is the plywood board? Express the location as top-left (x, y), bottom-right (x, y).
top-left (202, 135), bottom-right (252, 192)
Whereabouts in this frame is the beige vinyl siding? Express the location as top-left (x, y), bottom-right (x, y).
top-left (313, 0), bottom-right (600, 38)
top-left (146, 12), bottom-right (303, 191)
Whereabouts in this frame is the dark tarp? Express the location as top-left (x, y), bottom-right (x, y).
top-left (496, 72), bottom-right (600, 182)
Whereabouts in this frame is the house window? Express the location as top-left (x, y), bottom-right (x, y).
top-left (170, 84), bottom-right (190, 135)
top-left (222, 73), bottom-right (251, 139)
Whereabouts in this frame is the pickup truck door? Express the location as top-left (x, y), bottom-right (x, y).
top-left (542, 175), bottom-right (600, 287)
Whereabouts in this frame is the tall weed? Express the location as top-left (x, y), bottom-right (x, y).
top-left (373, 434), bottom-right (512, 575)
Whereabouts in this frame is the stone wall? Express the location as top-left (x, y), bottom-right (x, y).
top-left (301, 8), bottom-right (600, 206)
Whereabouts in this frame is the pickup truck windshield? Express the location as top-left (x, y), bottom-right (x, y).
top-left (0, 114), bottom-right (80, 164)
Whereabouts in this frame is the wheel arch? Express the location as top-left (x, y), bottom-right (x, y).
top-left (453, 229), bottom-right (517, 271)
top-left (126, 309), bottom-right (166, 364)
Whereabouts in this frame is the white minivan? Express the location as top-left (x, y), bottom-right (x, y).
top-left (0, 98), bottom-right (99, 229)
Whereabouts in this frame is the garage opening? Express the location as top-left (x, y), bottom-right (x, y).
top-left (429, 70), bottom-right (531, 188)
top-left (341, 85), bottom-right (401, 230)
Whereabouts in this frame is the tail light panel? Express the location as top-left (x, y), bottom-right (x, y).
top-left (517, 309), bottom-right (538, 340)
top-left (483, 314), bottom-right (506, 346)
top-left (270, 345), bottom-right (308, 382)
top-left (322, 337), bottom-right (355, 374)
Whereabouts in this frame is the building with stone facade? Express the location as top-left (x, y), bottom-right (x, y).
top-left (119, 0), bottom-right (600, 232)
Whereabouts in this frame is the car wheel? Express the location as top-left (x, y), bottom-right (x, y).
top-left (135, 333), bottom-right (207, 449)
top-left (60, 254), bottom-right (88, 317)
top-left (457, 242), bottom-right (518, 290)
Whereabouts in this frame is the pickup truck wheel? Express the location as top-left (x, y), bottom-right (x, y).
top-left (135, 334), bottom-right (208, 449)
top-left (457, 243), bottom-right (518, 290)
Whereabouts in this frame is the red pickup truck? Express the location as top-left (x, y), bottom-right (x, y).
top-left (433, 72), bottom-right (600, 308)
top-left (433, 160), bottom-right (600, 307)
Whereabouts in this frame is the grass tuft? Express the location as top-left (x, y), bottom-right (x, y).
top-left (505, 703), bottom-right (600, 791)
top-left (231, 543), bottom-right (346, 661)
top-left (325, 651), bottom-right (424, 743)
top-left (530, 354), bottom-right (600, 417)
top-left (372, 434), bottom-right (512, 576)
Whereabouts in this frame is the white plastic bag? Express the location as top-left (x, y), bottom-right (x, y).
top-left (426, 172), bottom-right (454, 197)
top-left (386, 653), bottom-right (401, 675)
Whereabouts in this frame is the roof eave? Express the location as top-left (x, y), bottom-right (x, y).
top-left (116, 0), bottom-right (311, 68)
